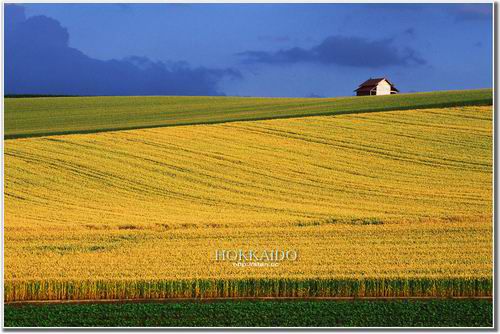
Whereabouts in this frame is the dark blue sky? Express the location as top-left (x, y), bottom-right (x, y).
top-left (5, 3), bottom-right (493, 97)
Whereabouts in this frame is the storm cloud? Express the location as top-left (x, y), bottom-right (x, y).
top-left (238, 35), bottom-right (426, 68)
top-left (5, 5), bottom-right (240, 96)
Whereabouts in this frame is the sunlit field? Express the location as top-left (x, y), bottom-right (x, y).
top-left (4, 97), bottom-right (492, 301)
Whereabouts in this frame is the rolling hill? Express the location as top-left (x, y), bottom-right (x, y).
top-left (4, 89), bottom-right (492, 139)
top-left (4, 90), bottom-right (493, 301)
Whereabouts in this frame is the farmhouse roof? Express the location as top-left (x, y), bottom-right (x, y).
top-left (354, 77), bottom-right (399, 92)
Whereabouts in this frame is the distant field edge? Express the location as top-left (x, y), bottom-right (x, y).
top-left (4, 299), bottom-right (493, 327)
top-left (5, 277), bottom-right (492, 302)
top-left (4, 89), bottom-right (492, 140)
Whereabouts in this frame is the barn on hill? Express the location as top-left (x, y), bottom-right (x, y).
top-left (354, 78), bottom-right (399, 96)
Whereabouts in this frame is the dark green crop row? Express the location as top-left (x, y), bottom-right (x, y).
top-left (4, 299), bottom-right (493, 327)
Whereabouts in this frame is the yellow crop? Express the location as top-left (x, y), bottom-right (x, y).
top-left (4, 106), bottom-right (492, 301)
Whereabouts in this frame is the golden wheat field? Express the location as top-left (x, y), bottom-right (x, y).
top-left (4, 105), bottom-right (492, 301)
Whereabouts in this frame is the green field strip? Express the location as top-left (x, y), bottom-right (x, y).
top-left (4, 299), bottom-right (493, 327)
top-left (4, 89), bottom-right (492, 139)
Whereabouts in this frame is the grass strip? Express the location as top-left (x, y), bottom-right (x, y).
top-left (5, 89), bottom-right (492, 139)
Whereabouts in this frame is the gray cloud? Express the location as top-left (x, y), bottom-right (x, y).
top-left (238, 35), bottom-right (426, 68)
top-left (5, 4), bottom-right (240, 96)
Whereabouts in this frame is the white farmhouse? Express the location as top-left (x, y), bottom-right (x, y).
top-left (354, 78), bottom-right (399, 96)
